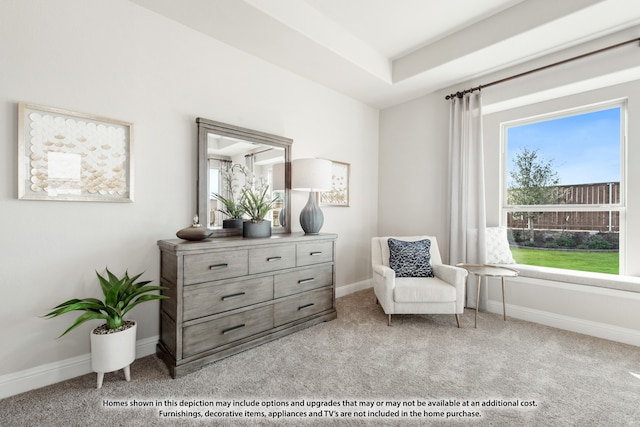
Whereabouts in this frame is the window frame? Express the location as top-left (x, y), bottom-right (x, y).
top-left (500, 99), bottom-right (628, 274)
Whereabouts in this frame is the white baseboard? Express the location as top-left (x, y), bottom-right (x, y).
top-left (336, 279), bottom-right (372, 298)
top-left (0, 335), bottom-right (158, 400)
top-left (486, 300), bottom-right (640, 347)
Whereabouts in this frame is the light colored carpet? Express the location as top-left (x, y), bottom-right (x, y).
top-left (1, 288), bottom-right (639, 426)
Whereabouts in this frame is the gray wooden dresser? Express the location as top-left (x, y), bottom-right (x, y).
top-left (156, 233), bottom-right (337, 377)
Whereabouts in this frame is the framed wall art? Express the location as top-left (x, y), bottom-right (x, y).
top-left (18, 103), bottom-right (133, 202)
top-left (320, 160), bottom-right (350, 207)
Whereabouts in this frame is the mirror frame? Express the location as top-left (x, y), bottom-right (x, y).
top-left (197, 117), bottom-right (292, 236)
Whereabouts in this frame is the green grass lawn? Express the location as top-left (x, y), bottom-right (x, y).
top-left (510, 247), bottom-right (619, 274)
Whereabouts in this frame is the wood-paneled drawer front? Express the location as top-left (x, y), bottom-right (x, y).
top-left (274, 264), bottom-right (333, 298)
top-left (182, 306), bottom-right (273, 358)
top-left (184, 250), bottom-right (249, 285)
top-left (296, 241), bottom-right (333, 266)
top-left (274, 288), bottom-right (334, 327)
top-left (249, 245), bottom-right (296, 274)
top-left (183, 276), bottom-right (274, 321)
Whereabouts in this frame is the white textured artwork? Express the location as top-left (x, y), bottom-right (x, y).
top-left (19, 104), bottom-right (133, 201)
top-left (320, 161), bottom-right (349, 207)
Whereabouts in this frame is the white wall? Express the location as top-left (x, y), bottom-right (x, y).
top-left (0, 0), bottom-right (378, 393)
top-left (378, 94), bottom-right (450, 255)
top-left (379, 27), bottom-right (640, 344)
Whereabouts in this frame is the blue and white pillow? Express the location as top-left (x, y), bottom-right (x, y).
top-left (387, 238), bottom-right (434, 278)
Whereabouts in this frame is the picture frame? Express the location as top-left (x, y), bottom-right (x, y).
top-left (320, 160), bottom-right (350, 207)
top-left (18, 103), bottom-right (133, 202)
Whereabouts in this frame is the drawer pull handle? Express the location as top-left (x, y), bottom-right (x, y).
top-left (222, 292), bottom-right (246, 301)
top-left (298, 303), bottom-right (315, 311)
top-left (209, 263), bottom-right (228, 270)
top-left (298, 278), bottom-right (315, 285)
top-left (222, 324), bottom-right (245, 335)
top-left (267, 256), bottom-right (282, 262)
top-left (310, 251), bottom-right (323, 256)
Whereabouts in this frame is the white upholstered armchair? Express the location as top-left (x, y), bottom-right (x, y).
top-left (371, 236), bottom-right (467, 327)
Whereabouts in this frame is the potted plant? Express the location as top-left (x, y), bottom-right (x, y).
top-left (239, 186), bottom-right (278, 238)
top-left (43, 268), bottom-right (167, 388)
top-left (212, 163), bottom-right (248, 229)
top-left (211, 192), bottom-right (244, 229)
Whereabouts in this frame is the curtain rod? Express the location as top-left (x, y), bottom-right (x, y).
top-left (444, 37), bottom-right (640, 100)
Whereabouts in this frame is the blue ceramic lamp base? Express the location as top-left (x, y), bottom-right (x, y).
top-left (300, 191), bottom-right (324, 235)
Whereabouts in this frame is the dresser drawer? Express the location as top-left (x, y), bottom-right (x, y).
top-left (249, 245), bottom-right (296, 274)
top-left (296, 241), bottom-right (333, 266)
top-left (184, 250), bottom-right (249, 285)
top-left (183, 276), bottom-right (274, 320)
top-left (182, 305), bottom-right (273, 358)
top-left (274, 288), bottom-right (334, 327)
top-left (274, 264), bottom-right (333, 298)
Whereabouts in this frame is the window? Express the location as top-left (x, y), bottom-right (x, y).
top-left (502, 101), bottom-right (625, 274)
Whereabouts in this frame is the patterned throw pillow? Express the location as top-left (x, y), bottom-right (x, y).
top-left (387, 238), bottom-right (434, 278)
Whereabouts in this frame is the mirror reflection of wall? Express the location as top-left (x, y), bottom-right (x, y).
top-left (208, 159), bottom-right (222, 227)
top-left (272, 162), bottom-right (285, 227)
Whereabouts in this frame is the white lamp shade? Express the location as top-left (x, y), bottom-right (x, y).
top-left (292, 158), bottom-right (332, 192)
top-left (272, 162), bottom-right (285, 191)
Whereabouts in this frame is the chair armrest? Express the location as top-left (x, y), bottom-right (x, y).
top-left (372, 264), bottom-right (395, 314)
top-left (433, 264), bottom-right (467, 286)
top-left (373, 264), bottom-right (395, 279)
top-left (432, 264), bottom-right (468, 313)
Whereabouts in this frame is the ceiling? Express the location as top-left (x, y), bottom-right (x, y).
top-left (131, 0), bottom-right (640, 109)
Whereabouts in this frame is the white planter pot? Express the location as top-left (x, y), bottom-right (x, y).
top-left (90, 321), bottom-right (137, 388)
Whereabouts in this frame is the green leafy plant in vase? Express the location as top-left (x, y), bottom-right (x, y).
top-left (43, 268), bottom-right (168, 388)
top-left (239, 186), bottom-right (278, 237)
top-left (211, 163), bottom-right (249, 228)
top-left (211, 192), bottom-right (244, 221)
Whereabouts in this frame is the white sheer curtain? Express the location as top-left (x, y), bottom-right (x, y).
top-left (448, 92), bottom-right (487, 308)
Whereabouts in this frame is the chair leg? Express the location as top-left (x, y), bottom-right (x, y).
top-left (387, 314), bottom-right (392, 326)
top-left (96, 372), bottom-right (104, 389)
top-left (455, 314), bottom-right (461, 328)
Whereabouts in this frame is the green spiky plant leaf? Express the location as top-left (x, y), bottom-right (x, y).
top-left (239, 186), bottom-right (278, 222)
top-left (43, 268), bottom-right (168, 337)
top-left (211, 192), bottom-right (244, 219)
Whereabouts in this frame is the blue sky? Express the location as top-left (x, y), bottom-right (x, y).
top-left (507, 107), bottom-right (621, 185)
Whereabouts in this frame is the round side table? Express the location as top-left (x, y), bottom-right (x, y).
top-left (456, 264), bottom-right (519, 328)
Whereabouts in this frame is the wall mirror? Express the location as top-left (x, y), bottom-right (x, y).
top-left (197, 118), bottom-right (292, 236)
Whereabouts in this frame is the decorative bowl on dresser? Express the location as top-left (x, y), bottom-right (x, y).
top-left (156, 232), bottom-right (337, 377)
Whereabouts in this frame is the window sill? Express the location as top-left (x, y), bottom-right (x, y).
top-left (495, 264), bottom-right (640, 294)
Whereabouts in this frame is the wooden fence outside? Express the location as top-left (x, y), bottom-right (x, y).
top-left (507, 182), bottom-right (620, 232)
